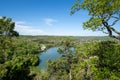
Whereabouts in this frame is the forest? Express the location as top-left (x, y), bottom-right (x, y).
top-left (0, 18), bottom-right (120, 79)
top-left (0, 0), bottom-right (120, 80)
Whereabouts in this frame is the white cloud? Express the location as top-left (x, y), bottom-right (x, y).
top-left (0, 16), bottom-right (2, 19)
top-left (16, 21), bottom-right (26, 25)
top-left (15, 21), bottom-right (43, 35)
top-left (43, 18), bottom-right (58, 26)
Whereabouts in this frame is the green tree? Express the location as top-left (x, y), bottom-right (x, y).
top-left (0, 16), bottom-right (19, 63)
top-left (0, 16), bottom-right (19, 37)
top-left (0, 55), bottom-right (38, 80)
top-left (73, 41), bottom-right (120, 80)
top-left (71, 0), bottom-right (120, 40)
top-left (47, 39), bottom-right (77, 80)
top-left (0, 16), bottom-right (40, 80)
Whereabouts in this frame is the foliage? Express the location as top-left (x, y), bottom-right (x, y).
top-left (73, 41), bottom-right (120, 80)
top-left (45, 39), bottom-right (76, 80)
top-left (0, 55), bottom-right (38, 80)
top-left (0, 17), bottom-right (40, 80)
top-left (12, 38), bottom-right (41, 56)
top-left (0, 16), bottom-right (19, 63)
top-left (0, 17), bottom-right (120, 80)
top-left (0, 16), bottom-right (19, 37)
top-left (41, 40), bottom-right (120, 80)
top-left (71, 0), bottom-right (120, 40)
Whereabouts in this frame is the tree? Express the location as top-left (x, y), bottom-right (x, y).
top-left (71, 0), bottom-right (120, 40)
top-left (47, 39), bottom-right (77, 80)
top-left (73, 41), bottom-right (120, 80)
top-left (0, 16), bottom-right (19, 63)
top-left (0, 16), bottom-right (39, 80)
top-left (0, 55), bottom-right (38, 80)
top-left (57, 39), bottom-right (74, 80)
top-left (0, 16), bottom-right (19, 37)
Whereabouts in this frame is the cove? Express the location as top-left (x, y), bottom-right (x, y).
top-left (38, 47), bottom-right (62, 69)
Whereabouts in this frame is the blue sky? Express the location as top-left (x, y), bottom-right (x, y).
top-left (0, 0), bottom-right (106, 36)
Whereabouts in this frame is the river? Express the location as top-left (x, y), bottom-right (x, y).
top-left (38, 47), bottom-right (62, 69)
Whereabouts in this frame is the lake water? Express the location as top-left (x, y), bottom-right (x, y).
top-left (38, 47), bottom-right (62, 69)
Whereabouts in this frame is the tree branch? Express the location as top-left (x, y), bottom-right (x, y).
top-left (102, 20), bottom-right (120, 40)
top-left (111, 14), bottom-right (120, 19)
top-left (99, 27), bottom-right (109, 34)
top-left (109, 27), bottom-right (120, 35)
top-left (109, 35), bottom-right (120, 41)
top-left (110, 18), bottom-right (120, 26)
top-left (102, 20), bottom-right (112, 36)
top-left (104, 14), bottom-right (112, 22)
top-left (101, 30), bottom-right (109, 34)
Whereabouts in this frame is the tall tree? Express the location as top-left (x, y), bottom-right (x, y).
top-left (71, 0), bottom-right (120, 40)
top-left (47, 39), bottom-right (77, 80)
top-left (0, 16), bottom-right (19, 37)
top-left (0, 16), bottom-right (19, 63)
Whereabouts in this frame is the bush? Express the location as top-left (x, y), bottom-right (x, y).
top-left (74, 41), bottom-right (120, 80)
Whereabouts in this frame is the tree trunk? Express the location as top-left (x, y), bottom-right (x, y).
top-left (69, 69), bottom-right (72, 80)
top-left (102, 20), bottom-right (120, 41)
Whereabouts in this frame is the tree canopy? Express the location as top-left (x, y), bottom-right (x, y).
top-left (71, 0), bottom-right (120, 40)
top-left (0, 17), bottom-right (40, 80)
top-left (0, 16), bottom-right (19, 37)
top-left (0, 16), bottom-right (19, 63)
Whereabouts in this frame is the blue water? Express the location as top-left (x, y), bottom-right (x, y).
top-left (38, 47), bottom-right (62, 69)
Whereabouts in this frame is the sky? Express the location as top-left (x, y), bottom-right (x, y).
top-left (0, 0), bottom-right (106, 36)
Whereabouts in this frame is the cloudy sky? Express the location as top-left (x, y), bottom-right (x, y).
top-left (0, 0), bottom-right (106, 36)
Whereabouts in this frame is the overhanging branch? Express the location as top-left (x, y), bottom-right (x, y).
top-left (110, 27), bottom-right (120, 35)
top-left (109, 35), bottom-right (120, 41)
top-left (102, 20), bottom-right (120, 41)
top-left (110, 18), bottom-right (120, 26)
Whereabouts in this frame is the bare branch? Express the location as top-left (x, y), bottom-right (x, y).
top-left (110, 18), bottom-right (120, 26)
top-left (104, 14), bottom-right (112, 22)
top-left (109, 27), bottom-right (120, 35)
top-left (109, 35), bottom-right (120, 41)
top-left (111, 16), bottom-right (119, 19)
top-left (101, 30), bottom-right (109, 34)
top-left (99, 27), bottom-right (109, 34)
top-left (105, 15), bottom-right (111, 22)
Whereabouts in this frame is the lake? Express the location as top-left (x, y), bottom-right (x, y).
top-left (38, 47), bottom-right (62, 69)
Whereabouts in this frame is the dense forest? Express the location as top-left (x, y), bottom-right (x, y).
top-left (0, 0), bottom-right (120, 80)
top-left (0, 16), bottom-right (120, 80)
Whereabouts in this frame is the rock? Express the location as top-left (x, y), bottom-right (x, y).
top-left (41, 44), bottom-right (46, 51)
